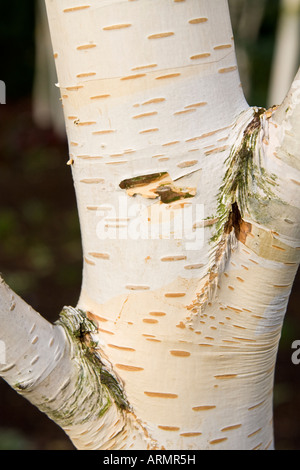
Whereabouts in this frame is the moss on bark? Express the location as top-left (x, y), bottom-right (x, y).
top-left (211, 107), bottom-right (278, 244)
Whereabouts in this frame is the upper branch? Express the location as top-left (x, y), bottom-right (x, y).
top-left (272, 67), bottom-right (300, 171)
top-left (0, 276), bottom-right (66, 391)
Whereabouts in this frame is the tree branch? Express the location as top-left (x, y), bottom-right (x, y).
top-left (0, 276), bottom-right (66, 392)
top-left (272, 66), bottom-right (300, 170)
top-left (0, 277), bottom-right (149, 449)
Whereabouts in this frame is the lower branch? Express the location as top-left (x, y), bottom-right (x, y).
top-left (0, 277), bottom-right (150, 449)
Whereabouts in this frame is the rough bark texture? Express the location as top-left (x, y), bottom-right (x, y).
top-left (0, 0), bottom-right (299, 450)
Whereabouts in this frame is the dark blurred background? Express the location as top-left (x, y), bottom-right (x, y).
top-left (0, 0), bottom-right (299, 450)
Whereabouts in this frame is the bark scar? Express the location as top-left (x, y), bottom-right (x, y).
top-left (224, 202), bottom-right (252, 244)
top-left (119, 172), bottom-right (196, 203)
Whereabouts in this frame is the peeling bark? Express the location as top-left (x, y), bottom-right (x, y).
top-left (120, 172), bottom-right (197, 203)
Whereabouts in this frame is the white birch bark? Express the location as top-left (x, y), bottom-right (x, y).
top-left (1, 0), bottom-right (300, 451)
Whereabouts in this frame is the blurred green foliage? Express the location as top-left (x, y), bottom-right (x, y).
top-left (229, 0), bottom-right (281, 107)
top-left (246, 4), bottom-right (280, 106)
top-left (0, 428), bottom-right (34, 450)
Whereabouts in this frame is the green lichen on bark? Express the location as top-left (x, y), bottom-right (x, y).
top-left (36, 307), bottom-right (128, 429)
top-left (57, 307), bottom-right (129, 413)
top-left (211, 107), bottom-right (277, 243)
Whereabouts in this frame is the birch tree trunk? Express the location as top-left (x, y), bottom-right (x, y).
top-left (1, 0), bottom-right (300, 451)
